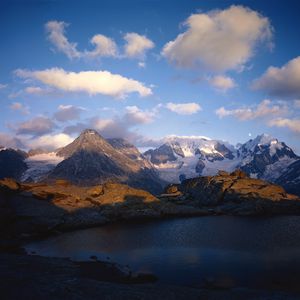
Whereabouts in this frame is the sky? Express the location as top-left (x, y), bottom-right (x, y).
top-left (0, 0), bottom-right (300, 153)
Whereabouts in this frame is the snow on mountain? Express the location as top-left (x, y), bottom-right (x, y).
top-left (21, 152), bottom-right (64, 182)
top-left (144, 135), bottom-right (238, 183)
top-left (144, 134), bottom-right (299, 184)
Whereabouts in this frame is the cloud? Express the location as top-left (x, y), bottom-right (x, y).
top-left (123, 106), bottom-right (155, 124)
top-left (25, 86), bottom-right (58, 96)
top-left (209, 75), bottom-right (236, 91)
top-left (0, 133), bottom-right (26, 149)
top-left (294, 100), bottom-right (300, 108)
top-left (10, 102), bottom-right (30, 115)
top-left (45, 21), bottom-right (81, 59)
top-left (165, 102), bottom-right (202, 115)
top-left (85, 34), bottom-right (118, 58)
top-left (162, 5), bottom-right (272, 72)
top-left (252, 56), bottom-right (300, 99)
top-left (268, 118), bottom-right (300, 134)
top-left (16, 116), bottom-right (56, 136)
top-left (215, 99), bottom-right (285, 121)
top-left (123, 33), bottom-right (154, 59)
top-left (15, 68), bottom-right (152, 98)
top-left (64, 105), bottom-right (158, 144)
top-left (54, 105), bottom-right (85, 122)
top-left (0, 83), bottom-right (7, 89)
top-left (29, 133), bottom-right (74, 150)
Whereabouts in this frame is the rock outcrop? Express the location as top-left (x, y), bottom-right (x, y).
top-left (163, 170), bottom-right (300, 215)
top-left (1, 171), bottom-right (300, 240)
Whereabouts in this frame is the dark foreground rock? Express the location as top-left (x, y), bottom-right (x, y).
top-left (1, 170), bottom-right (300, 242)
top-left (0, 253), bottom-right (299, 300)
top-left (162, 170), bottom-right (300, 216)
top-left (1, 173), bottom-right (300, 299)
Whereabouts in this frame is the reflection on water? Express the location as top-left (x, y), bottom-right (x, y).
top-left (25, 216), bottom-right (300, 291)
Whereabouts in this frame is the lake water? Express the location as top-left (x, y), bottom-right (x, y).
top-left (25, 216), bottom-right (300, 291)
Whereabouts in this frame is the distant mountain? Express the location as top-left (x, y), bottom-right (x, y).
top-left (237, 134), bottom-right (298, 181)
top-left (27, 148), bottom-right (51, 157)
top-left (1, 131), bottom-right (299, 196)
top-left (50, 129), bottom-right (164, 194)
top-left (107, 138), bottom-right (152, 168)
top-left (276, 160), bottom-right (300, 197)
top-left (144, 134), bottom-right (300, 190)
top-left (0, 148), bottom-right (28, 180)
top-left (144, 136), bottom-right (237, 183)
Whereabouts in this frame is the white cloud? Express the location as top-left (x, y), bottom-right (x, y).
top-left (54, 105), bottom-right (85, 122)
top-left (45, 21), bottom-right (81, 59)
top-left (123, 106), bottom-right (155, 124)
top-left (0, 133), bottom-right (25, 149)
top-left (123, 33), bottom-right (154, 59)
top-left (46, 21), bottom-right (119, 60)
top-left (209, 75), bottom-right (236, 91)
top-left (16, 116), bottom-right (56, 136)
top-left (252, 56), bottom-right (300, 98)
top-left (85, 34), bottom-right (118, 58)
top-left (268, 118), bottom-right (300, 134)
top-left (294, 100), bottom-right (300, 108)
top-left (0, 83), bottom-right (7, 89)
top-left (138, 62), bottom-right (146, 68)
top-left (10, 102), bottom-right (30, 115)
top-left (165, 102), bottom-right (202, 115)
top-left (216, 99), bottom-right (284, 121)
top-left (29, 133), bottom-right (73, 150)
top-left (25, 86), bottom-right (45, 94)
top-left (64, 105), bottom-right (158, 143)
top-left (162, 5), bottom-right (272, 72)
top-left (15, 68), bottom-right (152, 98)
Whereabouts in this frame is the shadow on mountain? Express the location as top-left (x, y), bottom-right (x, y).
top-left (48, 149), bottom-right (165, 194)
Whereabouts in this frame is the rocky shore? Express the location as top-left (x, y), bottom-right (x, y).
top-left (1, 171), bottom-right (300, 299)
top-left (1, 253), bottom-right (300, 300)
top-left (1, 170), bottom-right (300, 242)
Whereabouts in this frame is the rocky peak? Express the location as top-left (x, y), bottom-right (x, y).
top-left (56, 129), bottom-right (110, 158)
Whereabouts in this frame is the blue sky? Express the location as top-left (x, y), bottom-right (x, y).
top-left (0, 0), bottom-right (300, 152)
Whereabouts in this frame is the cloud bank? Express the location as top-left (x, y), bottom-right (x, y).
top-left (162, 5), bottom-right (272, 72)
top-left (253, 56), bottom-right (300, 99)
top-left (15, 68), bottom-right (152, 98)
top-left (123, 33), bottom-right (154, 59)
top-left (166, 102), bottom-right (201, 115)
top-left (216, 99), bottom-right (284, 121)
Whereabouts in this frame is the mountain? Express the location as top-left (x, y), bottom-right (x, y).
top-left (275, 160), bottom-right (300, 197)
top-left (144, 136), bottom-right (237, 183)
top-left (107, 138), bottom-right (152, 169)
top-left (27, 148), bottom-right (51, 157)
top-left (144, 134), bottom-right (299, 187)
top-left (50, 129), bottom-right (164, 194)
top-left (0, 148), bottom-right (28, 180)
top-left (237, 134), bottom-right (298, 181)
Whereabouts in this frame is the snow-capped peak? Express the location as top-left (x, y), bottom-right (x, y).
top-left (165, 135), bottom-right (212, 141)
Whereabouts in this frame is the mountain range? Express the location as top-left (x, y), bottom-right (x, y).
top-left (0, 130), bottom-right (299, 196)
top-left (144, 134), bottom-right (300, 196)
